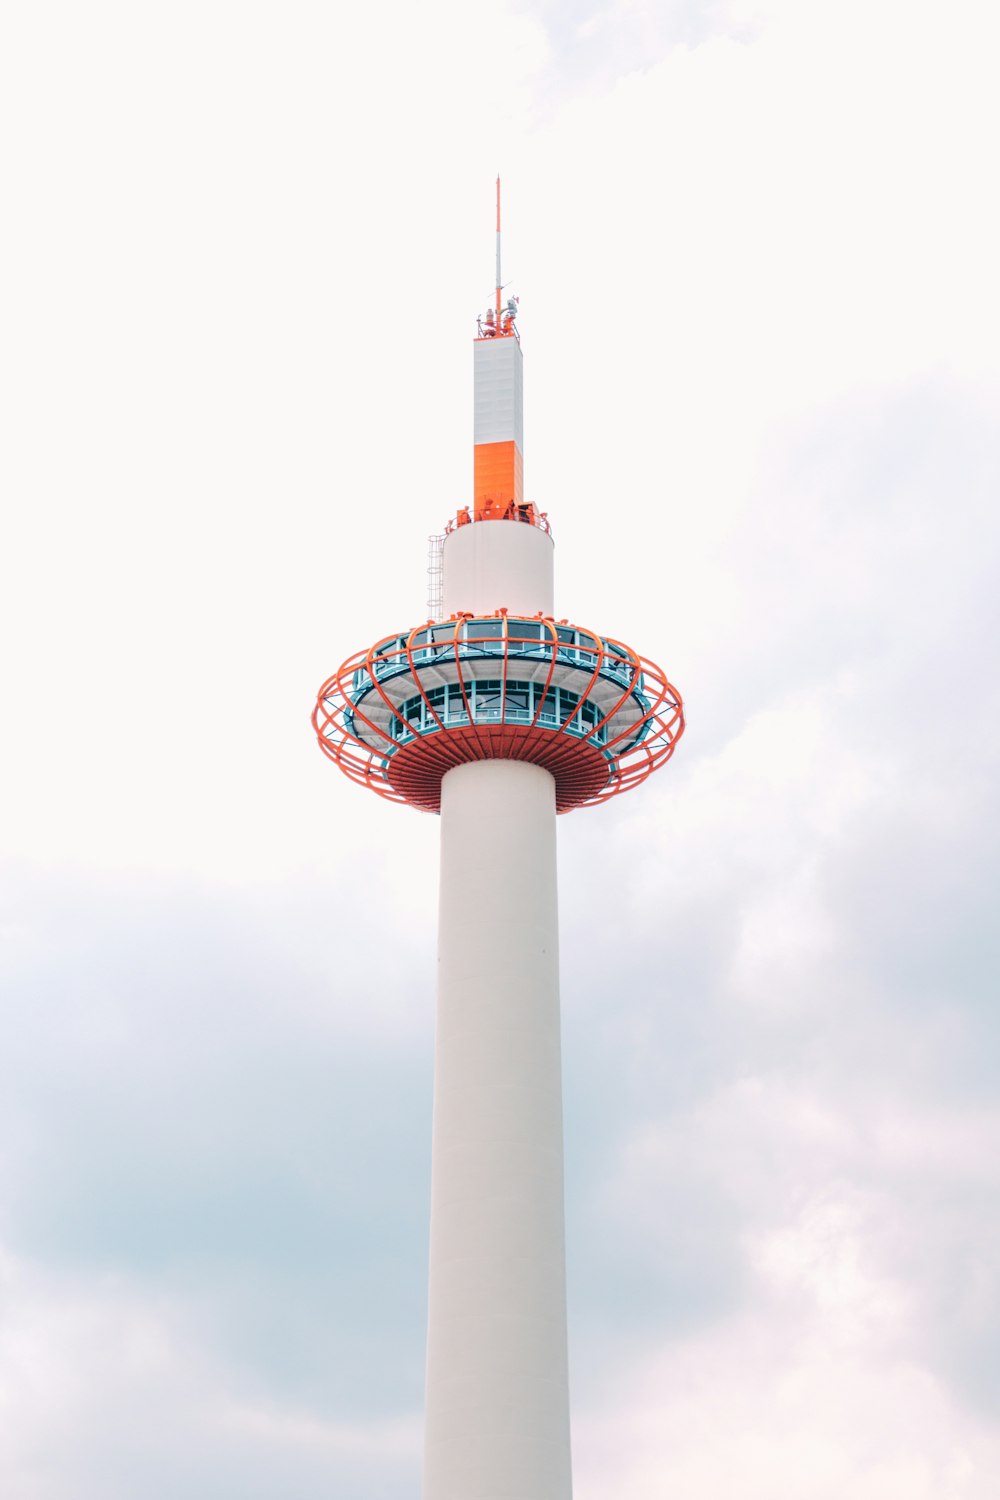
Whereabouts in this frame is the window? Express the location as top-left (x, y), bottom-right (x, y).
top-left (536, 688), bottom-right (558, 722)
top-left (387, 676), bottom-right (625, 754)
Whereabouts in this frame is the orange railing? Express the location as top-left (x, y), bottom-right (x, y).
top-left (445, 502), bottom-right (551, 534)
top-left (312, 612), bottom-right (684, 815)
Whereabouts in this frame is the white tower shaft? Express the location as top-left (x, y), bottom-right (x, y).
top-left (424, 758), bottom-right (571, 1500)
top-left (423, 518), bottom-right (572, 1499)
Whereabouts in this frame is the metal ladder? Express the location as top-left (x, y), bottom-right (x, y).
top-left (426, 533), bottom-right (445, 621)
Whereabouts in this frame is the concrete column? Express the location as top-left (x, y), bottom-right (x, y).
top-left (423, 758), bottom-right (572, 1500)
top-left (442, 519), bottom-right (554, 618)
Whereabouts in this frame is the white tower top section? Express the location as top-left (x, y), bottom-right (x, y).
top-left (473, 336), bottom-right (524, 448)
top-left (442, 520), bottom-right (553, 617)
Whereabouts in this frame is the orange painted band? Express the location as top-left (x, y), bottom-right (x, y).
top-left (474, 440), bottom-right (523, 509)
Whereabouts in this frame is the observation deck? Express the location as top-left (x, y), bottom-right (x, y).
top-left (313, 612), bottom-right (684, 813)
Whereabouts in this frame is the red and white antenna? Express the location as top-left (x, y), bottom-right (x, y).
top-left (496, 174), bottom-right (502, 323)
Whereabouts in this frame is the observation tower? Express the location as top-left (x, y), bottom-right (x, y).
top-left (312, 182), bottom-right (684, 1500)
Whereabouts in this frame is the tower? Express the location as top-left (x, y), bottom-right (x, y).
top-left (312, 183), bottom-right (684, 1499)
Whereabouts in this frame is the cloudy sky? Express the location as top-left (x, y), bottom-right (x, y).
top-left (2, 0), bottom-right (999, 1495)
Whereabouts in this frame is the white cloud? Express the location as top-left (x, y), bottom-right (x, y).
top-left (575, 1311), bottom-right (1000, 1499)
top-left (0, 1249), bottom-right (421, 1500)
top-left (572, 1083), bottom-right (1000, 1497)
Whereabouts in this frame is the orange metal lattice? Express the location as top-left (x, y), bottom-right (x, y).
top-left (312, 614), bottom-right (684, 815)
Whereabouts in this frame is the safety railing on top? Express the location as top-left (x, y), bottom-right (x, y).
top-left (355, 616), bottom-right (641, 696)
top-left (444, 505), bottom-right (551, 535)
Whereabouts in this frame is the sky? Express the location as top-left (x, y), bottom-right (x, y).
top-left (1, 0), bottom-right (999, 1495)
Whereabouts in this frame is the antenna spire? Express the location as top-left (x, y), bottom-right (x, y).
top-left (476, 177), bottom-right (517, 342)
top-left (496, 175), bottom-right (502, 321)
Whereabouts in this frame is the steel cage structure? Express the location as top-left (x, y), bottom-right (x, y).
top-left (312, 611), bottom-right (685, 814)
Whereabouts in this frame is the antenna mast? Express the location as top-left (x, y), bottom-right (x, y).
top-left (496, 175), bottom-right (502, 321)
